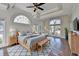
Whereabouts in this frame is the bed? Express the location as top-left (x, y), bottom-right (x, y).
top-left (18, 34), bottom-right (47, 53)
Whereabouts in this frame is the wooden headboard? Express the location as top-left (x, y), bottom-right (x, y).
top-left (16, 31), bottom-right (19, 36)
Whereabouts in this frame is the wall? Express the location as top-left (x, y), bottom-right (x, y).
top-left (42, 19), bottom-right (49, 33)
top-left (61, 15), bottom-right (71, 38)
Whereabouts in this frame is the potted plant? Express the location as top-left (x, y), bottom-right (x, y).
top-left (64, 28), bottom-right (68, 40)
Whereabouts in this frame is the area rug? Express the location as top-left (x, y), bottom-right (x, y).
top-left (7, 45), bottom-right (58, 56)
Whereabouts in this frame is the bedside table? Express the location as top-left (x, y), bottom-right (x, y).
top-left (9, 35), bottom-right (18, 45)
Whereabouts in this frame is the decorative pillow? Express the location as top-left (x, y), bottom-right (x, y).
top-left (21, 33), bottom-right (27, 36)
top-left (19, 32), bottom-right (27, 36)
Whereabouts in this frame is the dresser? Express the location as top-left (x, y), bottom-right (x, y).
top-left (68, 31), bottom-right (79, 54)
top-left (9, 35), bottom-right (18, 45)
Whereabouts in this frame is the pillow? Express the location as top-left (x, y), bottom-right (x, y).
top-left (19, 32), bottom-right (27, 36)
top-left (21, 33), bottom-right (27, 36)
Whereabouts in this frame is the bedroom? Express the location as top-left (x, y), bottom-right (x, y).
top-left (0, 3), bottom-right (78, 56)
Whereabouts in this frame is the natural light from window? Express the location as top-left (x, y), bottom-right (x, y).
top-left (14, 15), bottom-right (31, 24)
top-left (50, 19), bottom-right (61, 25)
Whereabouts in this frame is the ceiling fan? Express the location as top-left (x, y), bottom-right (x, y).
top-left (26, 3), bottom-right (45, 12)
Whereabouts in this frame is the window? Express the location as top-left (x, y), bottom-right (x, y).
top-left (14, 15), bottom-right (31, 24)
top-left (50, 19), bottom-right (61, 25)
top-left (49, 19), bottom-right (61, 37)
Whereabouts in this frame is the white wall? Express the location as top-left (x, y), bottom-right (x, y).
top-left (61, 15), bottom-right (71, 38)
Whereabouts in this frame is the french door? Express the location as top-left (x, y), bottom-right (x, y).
top-left (49, 19), bottom-right (61, 37)
top-left (0, 20), bottom-right (5, 47)
top-left (50, 25), bottom-right (61, 37)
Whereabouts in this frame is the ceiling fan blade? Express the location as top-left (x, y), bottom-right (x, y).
top-left (34, 8), bottom-right (36, 12)
top-left (37, 3), bottom-right (45, 6)
top-left (26, 6), bottom-right (34, 8)
top-left (37, 7), bottom-right (44, 10)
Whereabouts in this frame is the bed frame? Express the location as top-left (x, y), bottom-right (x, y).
top-left (17, 32), bottom-right (47, 54)
top-left (18, 39), bottom-right (37, 54)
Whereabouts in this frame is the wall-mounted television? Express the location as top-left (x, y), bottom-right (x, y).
top-left (73, 17), bottom-right (79, 31)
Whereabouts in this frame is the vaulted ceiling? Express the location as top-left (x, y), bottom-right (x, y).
top-left (0, 3), bottom-right (74, 19)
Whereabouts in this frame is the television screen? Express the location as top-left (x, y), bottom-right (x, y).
top-left (73, 17), bottom-right (79, 31)
top-left (77, 21), bottom-right (79, 30)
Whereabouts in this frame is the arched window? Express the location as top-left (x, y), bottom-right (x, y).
top-left (14, 15), bottom-right (31, 24)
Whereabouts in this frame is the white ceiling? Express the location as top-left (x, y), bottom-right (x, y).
top-left (0, 3), bottom-right (74, 19)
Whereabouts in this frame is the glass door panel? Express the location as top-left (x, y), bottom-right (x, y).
top-left (0, 20), bottom-right (5, 47)
top-left (50, 25), bottom-right (61, 37)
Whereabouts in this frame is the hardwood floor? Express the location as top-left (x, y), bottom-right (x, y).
top-left (3, 48), bottom-right (9, 56)
top-left (2, 37), bottom-right (71, 56)
top-left (49, 37), bottom-right (71, 55)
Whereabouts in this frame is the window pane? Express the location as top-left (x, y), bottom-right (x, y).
top-left (14, 15), bottom-right (30, 24)
top-left (50, 19), bottom-right (61, 25)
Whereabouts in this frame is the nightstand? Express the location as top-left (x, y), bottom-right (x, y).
top-left (9, 35), bottom-right (18, 45)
